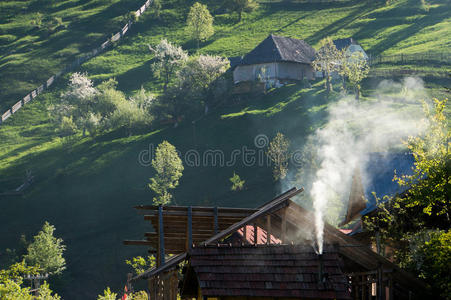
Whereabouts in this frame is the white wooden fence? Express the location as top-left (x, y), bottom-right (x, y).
top-left (0, 0), bottom-right (153, 125)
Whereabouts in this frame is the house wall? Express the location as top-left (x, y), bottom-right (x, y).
top-left (233, 62), bottom-right (314, 84)
top-left (233, 62), bottom-right (278, 83)
top-left (346, 44), bottom-right (368, 60)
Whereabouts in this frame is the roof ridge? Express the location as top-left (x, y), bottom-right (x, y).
top-left (271, 34), bottom-right (284, 60)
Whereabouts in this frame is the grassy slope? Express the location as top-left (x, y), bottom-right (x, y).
top-left (0, 0), bottom-right (450, 298)
top-left (0, 0), bottom-right (145, 111)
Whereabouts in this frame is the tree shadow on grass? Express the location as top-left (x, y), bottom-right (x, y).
top-left (115, 61), bottom-right (153, 93)
top-left (304, 2), bottom-right (378, 46)
top-left (357, 3), bottom-right (450, 55)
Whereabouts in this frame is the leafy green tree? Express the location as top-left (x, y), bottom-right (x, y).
top-left (0, 261), bottom-right (59, 300)
top-left (415, 230), bottom-right (451, 299)
top-left (36, 282), bottom-right (61, 300)
top-left (30, 13), bottom-right (43, 29)
top-left (312, 37), bottom-right (342, 95)
top-left (340, 51), bottom-right (369, 100)
top-left (0, 261), bottom-right (39, 284)
top-left (364, 99), bottom-right (450, 298)
top-left (97, 287), bottom-right (117, 300)
top-left (51, 72), bottom-right (98, 136)
top-left (58, 116), bottom-right (77, 137)
top-left (227, 0), bottom-right (258, 21)
top-left (0, 279), bottom-right (33, 300)
top-left (125, 256), bottom-right (155, 275)
top-left (153, 0), bottom-right (162, 18)
top-left (266, 133), bottom-right (290, 181)
top-left (95, 79), bottom-right (124, 120)
top-left (177, 55), bottom-right (229, 105)
top-left (186, 2), bottom-right (214, 49)
top-left (395, 98), bottom-right (450, 221)
top-left (149, 141), bottom-right (184, 205)
top-left (149, 39), bottom-right (188, 92)
top-left (230, 172), bottom-right (245, 191)
top-left (128, 291), bottom-right (148, 300)
top-left (24, 222), bottom-right (66, 276)
top-left (108, 99), bottom-right (153, 136)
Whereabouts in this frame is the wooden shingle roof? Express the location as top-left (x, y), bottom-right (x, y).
top-left (240, 34), bottom-right (316, 65)
top-left (183, 245), bottom-right (351, 299)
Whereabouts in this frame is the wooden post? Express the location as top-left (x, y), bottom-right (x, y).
top-left (377, 264), bottom-right (384, 300)
top-left (253, 223), bottom-right (257, 244)
top-left (266, 214), bottom-right (271, 245)
top-left (388, 274), bottom-right (393, 300)
top-left (187, 206), bottom-right (193, 249)
top-left (158, 205), bottom-right (165, 266)
top-left (361, 275), bottom-right (365, 300)
top-left (214, 206), bottom-right (219, 234)
top-left (281, 208), bottom-right (287, 243)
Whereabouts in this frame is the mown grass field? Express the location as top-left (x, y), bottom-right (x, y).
top-left (0, 0), bottom-right (450, 298)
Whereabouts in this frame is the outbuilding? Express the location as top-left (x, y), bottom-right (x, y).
top-left (233, 35), bottom-right (316, 85)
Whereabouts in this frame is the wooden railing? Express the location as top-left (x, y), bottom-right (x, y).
top-left (0, 0), bottom-right (153, 126)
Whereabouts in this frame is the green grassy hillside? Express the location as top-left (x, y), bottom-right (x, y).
top-left (0, 0), bottom-right (144, 111)
top-left (0, 0), bottom-right (450, 298)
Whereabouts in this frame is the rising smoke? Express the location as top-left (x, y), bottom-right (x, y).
top-left (296, 77), bottom-right (429, 254)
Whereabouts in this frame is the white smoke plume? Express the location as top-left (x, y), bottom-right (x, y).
top-left (304, 77), bottom-right (428, 254)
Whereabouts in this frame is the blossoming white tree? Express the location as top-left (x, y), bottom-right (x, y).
top-left (149, 39), bottom-right (188, 92)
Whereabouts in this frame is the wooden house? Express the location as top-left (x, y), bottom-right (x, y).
top-left (333, 38), bottom-right (368, 60)
top-left (125, 187), bottom-right (428, 300)
top-left (232, 35), bottom-right (316, 85)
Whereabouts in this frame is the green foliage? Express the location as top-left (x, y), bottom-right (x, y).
top-left (0, 279), bottom-right (33, 300)
top-left (415, 230), bottom-right (451, 299)
top-left (24, 222), bottom-right (66, 275)
top-left (226, 0), bottom-right (258, 21)
top-left (35, 281), bottom-right (61, 300)
top-left (230, 172), bottom-right (245, 191)
top-left (125, 256), bottom-right (155, 275)
top-left (186, 2), bottom-right (214, 49)
top-left (58, 116), bottom-right (77, 137)
top-left (395, 98), bottom-right (450, 220)
top-left (340, 51), bottom-right (370, 100)
top-left (149, 39), bottom-right (188, 92)
top-left (97, 287), bottom-right (117, 300)
top-left (0, 261), bottom-right (39, 284)
top-left (177, 55), bottom-right (229, 103)
top-left (153, 0), bottom-right (162, 18)
top-left (0, 263), bottom-right (59, 300)
top-left (312, 37), bottom-right (342, 94)
top-left (128, 291), bottom-right (148, 300)
top-left (108, 99), bottom-right (153, 136)
top-left (30, 13), bottom-right (43, 29)
top-left (364, 99), bottom-right (450, 297)
top-left (266, 132), bottom-right (290, 181)
top-left (148, 141), bottom-right (184, 205)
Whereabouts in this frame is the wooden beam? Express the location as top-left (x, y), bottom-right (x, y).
top-left (253, 223), bottom-right (257, 244)
top-left (158, 205), bottom-right (165, 266)
top-left (123, 240), bottom-right (153, 246)
top-left (214, 206), bottom-right (219, 234)
top-left (202, 188), bottom-right (303, 245)
top-left (135, 205), bottom-right (257, 213)
top-left (281, 207), bottom-right (287, 243)
top-left (266, 214), bottom-right (271, 245)
top-left (377, 264), bottom-right (383, 300)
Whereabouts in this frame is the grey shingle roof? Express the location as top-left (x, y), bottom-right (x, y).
top-left (186, 245), bottom-right (351, 299)
top-left (333, 38), bottom-right (356, 51)
top-left (240, 34), bottom-right (316, 65)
